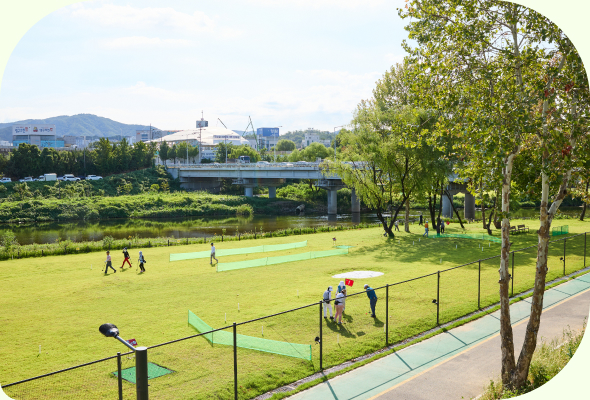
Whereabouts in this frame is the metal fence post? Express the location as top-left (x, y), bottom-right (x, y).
top-left (564, 238), bottom-right (567, 276)
top-left (233, 322), bottom-right (238, 400)
top-left (386, 284), bottom-right (389, 346)
top-left (511, 252), bottom-right (515, 297)
top-left (319, 301), bottom-right (323, 371)
top-left (585, 232), bottom-right (587, 267)
top-left (135, 347), bottom-right (149, 400)
top-left (436, 271), bottom-right (440, 326)
top-left (117, 352), bottom-right (123, 400)
top-left (478, 260), bottom-right (481, 309)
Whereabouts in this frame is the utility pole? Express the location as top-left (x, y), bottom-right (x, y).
top-left (218, 118), bottom-right (229, 163)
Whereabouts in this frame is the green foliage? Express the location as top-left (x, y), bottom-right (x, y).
top-left (159, 141), bottom-right (170, 165)
top-left (230, 145), bottom-right (259, 162)
top-left (288, 143), bottom-right (334, 162)
top-left (235, 203), bottom-right (254, 216)
top-left (276, 139), bottom-right (296, 152)
top-left (5, 138), bottom-right (157, 179)
top-left (102, 235), bottom-right (115, 249)
top-left (215, 142), bottom-right (235, 163)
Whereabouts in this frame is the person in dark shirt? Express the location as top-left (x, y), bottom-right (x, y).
top-left (121, 247), bottom-right (132, 270)
top-left (364, 284), bottom-right (378, 318)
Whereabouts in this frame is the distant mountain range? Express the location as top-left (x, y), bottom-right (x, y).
top-left (0, 114), bottom-right (155, 142)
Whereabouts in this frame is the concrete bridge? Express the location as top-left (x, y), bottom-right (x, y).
top-left (166, 164), bottom-right (474, 218)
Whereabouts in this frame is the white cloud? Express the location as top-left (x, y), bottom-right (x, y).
top-left (102, 36), bottom-right (193, 49)
top-left (63, 3), bottom-right (240, 37)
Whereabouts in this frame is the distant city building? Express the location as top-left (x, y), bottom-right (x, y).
top-left (256, 127), bottom-right (280, 151)
top-left (12, 124), bottom-right (64, 148)
top-left (301, 131), bottom-right (331, 148)
top-left (136, 129), bottom-right (178, 143)
top-left (148, 123), bottom-right (252, 162)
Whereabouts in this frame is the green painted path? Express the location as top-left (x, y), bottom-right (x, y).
top-left (287, 274), bottom-right (590, 400)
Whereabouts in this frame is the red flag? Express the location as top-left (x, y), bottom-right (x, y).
top-left (345, 279), bottom-right (354, 287)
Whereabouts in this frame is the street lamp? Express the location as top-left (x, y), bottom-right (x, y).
top-left (99, 323), bottom-right (149, 400)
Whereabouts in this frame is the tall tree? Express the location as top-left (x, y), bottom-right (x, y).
top-left (401, 0), bottom-right (590, 389)
top-left (159, 141), bottom-right (170, 166)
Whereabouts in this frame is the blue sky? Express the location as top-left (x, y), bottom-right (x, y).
top-left (0, 0), bottom-right (408, 132)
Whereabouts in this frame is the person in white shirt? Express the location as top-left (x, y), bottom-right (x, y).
top-left (323, 286), bottom-right (334, 320)
top-left (334, 289), bottom-right (346, 324)
top-left (104, 251), bottom-right (116, 274)
top-left (210, 243), bottom-right (219, 264)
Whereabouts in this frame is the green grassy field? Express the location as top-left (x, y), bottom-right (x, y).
top-left (1, 218), bottom-right (589, 399)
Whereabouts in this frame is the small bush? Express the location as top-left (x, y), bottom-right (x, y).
top-left (236, 203), bottom-right (254, 216)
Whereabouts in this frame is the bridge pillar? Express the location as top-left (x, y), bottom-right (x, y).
top-left (351, 188), bottom-right (361, 213)
top-left (464, 191), bottom-right (476, 220)
top-left (328, 189), bottom-right (338, 215)
top-left (268, 186), bottom-right (277, 199)
top-left (442, 193), bottom-right (453, 218)
top-left (244, 187), bottom-right (254, 197)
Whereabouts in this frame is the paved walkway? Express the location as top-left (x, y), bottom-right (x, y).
top-left (287, 274), bottom-right (590, 400)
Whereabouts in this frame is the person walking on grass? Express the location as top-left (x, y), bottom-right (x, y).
top-left (323, 286), bottom-right (334, 320)
top-left (138, 251), bottom-right (146, 273)
top-left (394, 219), bottom-right (400, 231)
top-left (121, 247), bottom-right (132, 270)
top-left (104, 251), bottom-right (116, 274)
top-left (423, 221), bottom-right (429, 238)
top-left (364, 284), bottom-right (378, 317)
top-left (210, 243), bottom-right (219, 265)
top-left (334, 290), bottom-right (345, 324)
top-left (419, 213), bottom-right (423, 226)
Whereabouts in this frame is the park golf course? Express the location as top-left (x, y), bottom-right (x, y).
top-left (1, 218), bottom-right (589, 400)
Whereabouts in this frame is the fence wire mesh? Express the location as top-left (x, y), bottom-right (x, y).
top-left (145, 327), bottom-right (236, 400)
top-left (2, 357), bottom-right (119, 400)
top-left (478, 255), bottom-right (501, 308)
top-left (388, 275), bottom-right (438, 344)
top-left (512, 245), bottom-right (538, 295)
top-left (440, 263), bottom-right (479, 323)
top-left (235, 305), bottom-right (317, 399)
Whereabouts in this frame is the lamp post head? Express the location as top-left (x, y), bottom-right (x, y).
top-left (99, 323), bottom-right (119, 338)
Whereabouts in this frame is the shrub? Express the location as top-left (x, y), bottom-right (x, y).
top-left (236, 204), bottom-right (254, 217)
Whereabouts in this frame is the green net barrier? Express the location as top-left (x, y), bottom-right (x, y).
top-left (188, 311), bottom-right (312, 360)
top-left (552, 226), bottom-right (569, 236)
top-left (431, 233), bottom-right (501, 243)
top-left (112, 362), bottom-right (174, 384)
top-left (216, 248), bottom-right (349, 272)
top-left (170, 240), bottom-right (308, 261)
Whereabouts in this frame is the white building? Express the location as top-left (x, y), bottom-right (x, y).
top-left (301, 132), bottom-right (331, 148)
top-left (149, 125), bottom-right (252, 162)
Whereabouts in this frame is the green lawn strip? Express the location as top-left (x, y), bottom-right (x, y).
top-left (1, 219), bottom-right (589, 400)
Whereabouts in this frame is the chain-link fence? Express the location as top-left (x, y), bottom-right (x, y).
top-left (3, 232), bottom-right (587, 400)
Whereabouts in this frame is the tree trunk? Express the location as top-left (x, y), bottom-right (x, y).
top-left (499, 153), bottom-right (517, 388)
top-left (404, 197), bottom-right (410, 233)
top-left (437, 182), bottom-right (443, 227)
top-left (481, 180), bottom-right (487, 229)
top-left (428, 185), bottom-right (438, 229)
top-left (511, 170), bottom-right (572, 388)
top-left (580, 181), bottom-right (588, 221)
top-left (486, 195), bottom-right (497, 236)
top-left (445, 190), bottom-right (465, 229)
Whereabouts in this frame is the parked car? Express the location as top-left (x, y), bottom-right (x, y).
top-left (86, 175), bottom-right (103, 180)
top-left (62, 174), bottom-right (80, 182)
top-left (19, 177), bottom-right (34, 183)
top-left (0, 177), bottom-right (11, 183)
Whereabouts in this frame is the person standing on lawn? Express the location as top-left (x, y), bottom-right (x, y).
top-left (104, 251), bottom-right (116, 274)
top-left (423, 221), bottom-right (429, 238)
top-left (121, 247), bottom-right (132, 269)
top-left (337, 281), bottom-right (347, 313)
top-left (323, 286), bottom-right (334, 320)
top-left (210, 243), bottom-right (219, 265)
top-left (138, 251), bottom-right (146, 273)
top-left (364, 284), bottom-right (378, 317)
top-left (334, 290), bottom-right (345, 324)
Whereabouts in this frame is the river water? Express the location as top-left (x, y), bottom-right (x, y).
top-left (2, 207), bottom-right (582, 245)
